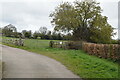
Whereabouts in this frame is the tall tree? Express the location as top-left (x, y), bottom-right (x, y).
top-left (89, 15), bottom-right (114, 43)
top-left (39, 27), bottom-right (47, 35)
top-left (2, 24), bottom-right (17, 37)
top-left (33, 31), bottom-right (40, 39)
top-left (50, 0), bottom-right (114, 43)
top-left (39, 27), bottom-right (48, 39)
top-left (22, 30), bottom-right (32, 38)
top-left (47, 30), bottom-right (52, 40)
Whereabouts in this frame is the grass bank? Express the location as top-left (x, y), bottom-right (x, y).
top-left (1, 37), bottom-right (119, 79)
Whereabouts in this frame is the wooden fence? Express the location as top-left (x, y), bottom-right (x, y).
top-left (2, 38), bottom-right (24, 46)
top-left (50, 41), bottom-right (120, 60)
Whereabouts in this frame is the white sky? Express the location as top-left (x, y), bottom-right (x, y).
top-left (0, 0), bottom-right (119, 39)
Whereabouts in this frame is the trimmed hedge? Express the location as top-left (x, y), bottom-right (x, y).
top-left (50, 41), bottom-right (120, 60)
top-left (82, 42), bottom-right (120, 60)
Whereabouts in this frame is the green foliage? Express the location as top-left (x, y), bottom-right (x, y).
top-left (2, 37), bottom-right (118, 78)
top-left (39, 27), bottom-right (47, 34)
top-left (50, 0), bottom-right (114, 43)
top-left (18, 39), bottom-right (119, 78)
top-left (22, 30), bottom-right (32, 38)
top-left (50, 2), bottom-right (77, 32)
top-left (2, 24), bottom-right (17, 37)
top-left (33, 31), bottom-right (40, 39)
top-left (33, 29), bottom-right (71, 40)
top-left (90, 15), bottom-right (114, 43)
top-left (111, 40), bottom-right (118, 44)
top-left (0, 28), bottom-right (2, 33)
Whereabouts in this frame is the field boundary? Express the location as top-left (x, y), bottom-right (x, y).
top-left (2, 38), bottom-right (24, 46)
top-left (50, 41), bottom-right (120, 61)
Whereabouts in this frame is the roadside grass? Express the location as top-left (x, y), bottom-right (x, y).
top-left (0, 60), bottom-right (2, 79)
top-left (1, 37), bottom-right (119, 78)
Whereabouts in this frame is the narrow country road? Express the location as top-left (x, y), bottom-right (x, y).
top-left (1, 45), bottom-right (79, 78)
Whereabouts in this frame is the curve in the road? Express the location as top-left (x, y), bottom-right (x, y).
top-left (1, 45), bottom-right (80, 78)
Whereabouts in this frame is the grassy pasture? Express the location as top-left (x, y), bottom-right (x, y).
top-left (1, 37), bottom-right (119, 78)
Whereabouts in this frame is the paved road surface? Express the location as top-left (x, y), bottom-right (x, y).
top-left (1, 45), bottom-right (79, 78)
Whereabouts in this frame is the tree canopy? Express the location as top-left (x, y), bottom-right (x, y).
top-left (50, 0), bottom-right (114, 43)
top-left (2, 24), bottom-right (17, 37)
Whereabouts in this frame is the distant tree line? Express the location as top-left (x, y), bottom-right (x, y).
top-left (0, 24), bottom-right (119, 44)
top-left (1, 24), bottom-right (22, 38)
top-left (0, 1), bottom-right (119, 44)
top-left (1, 24), bottom-right (72, 40)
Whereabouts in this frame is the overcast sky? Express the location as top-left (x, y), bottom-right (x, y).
top-left (0, 0), bottom-right (119, 39)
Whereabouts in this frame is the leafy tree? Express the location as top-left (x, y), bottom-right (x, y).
top-left (33, 31), bottom-right (40, 39)
top-left (39, 27), bottom-right (47, 35)
top-left (64, 33), bottom-right (72, 40)
top-left (17, 32), bottom-right (22, 38)
top-left (22, 30), bottom-right (27, 38)
top-left (0, 28), bottom-right (2, 35)
top-left (57, 33), bottom-right (63, 40)
top-left (39, 27), bottom-right (48, 39)
top-left (89, 15), bottom-right (114, 43)
top-left (2, 24), bottom-right (17, 37)
top-left (51, 31), bottom-right (58, 40)
top-left (50, 0), bottom-right (114, 43)
top-left (50, 2), bottom-right (77, 32)
top-left (22, 30), bottom-right (32, 38)
top-left (47, 30), bottom-right (52, 40)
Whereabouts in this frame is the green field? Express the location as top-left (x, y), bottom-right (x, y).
top-left (1, 37), bottom-right (119, 78)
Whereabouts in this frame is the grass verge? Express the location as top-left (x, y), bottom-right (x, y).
top-left (0, 60), bottom-right (2, 79)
